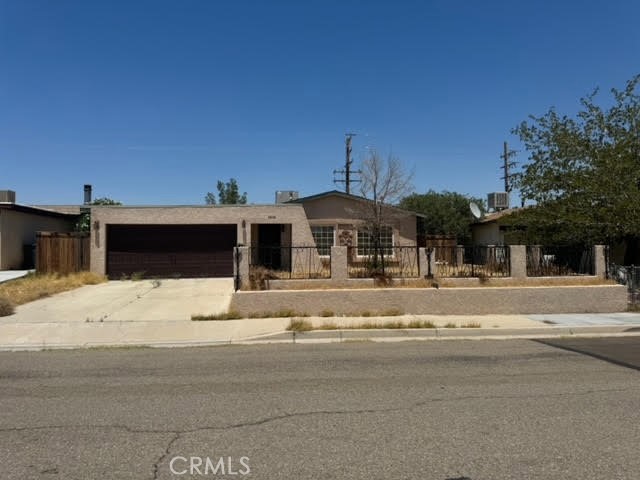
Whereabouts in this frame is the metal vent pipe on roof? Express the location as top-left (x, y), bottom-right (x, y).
top-left (84, 184), bottom-right (92, 205)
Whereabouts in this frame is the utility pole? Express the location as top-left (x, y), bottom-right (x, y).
top-left (500, 141), bottom-right (517, 193)
top-left (333, 133), bottom-right (361, 194)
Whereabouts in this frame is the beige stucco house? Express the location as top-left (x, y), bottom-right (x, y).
top-left (0, 191), bottom-right (78, 270)
top-left (90, 190), bottom-right (424, 278)
top-left (471, 209), bottom-right (518, 245)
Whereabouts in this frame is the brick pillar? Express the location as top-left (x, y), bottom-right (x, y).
top-left (233, 246), bottom-right (250, 289)
top-left (594, 245), bottom-right (607, 278)
top-left (510, 245), bottom-right (527, 278)
top-left (331, 246), bottom-right (348, 281)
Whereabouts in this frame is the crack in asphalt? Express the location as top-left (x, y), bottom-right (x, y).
top-left (0, 386), bottom-right (635, 479)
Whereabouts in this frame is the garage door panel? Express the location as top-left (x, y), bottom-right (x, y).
top-left (106, 225), bottom-right (236, 278)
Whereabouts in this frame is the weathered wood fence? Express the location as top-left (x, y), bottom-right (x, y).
top-left (36, 232), bottom-right (90, 274)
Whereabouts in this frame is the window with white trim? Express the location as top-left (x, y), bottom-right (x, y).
top-left (311, 226), bottom-right (334, 256)
top-left (357, 227), bottom-right (393, 256)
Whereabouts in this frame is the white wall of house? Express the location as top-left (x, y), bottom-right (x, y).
top-left (472, 222), bottom-right (504, 245)
top-left (0, 208), bottom-right (75, 269)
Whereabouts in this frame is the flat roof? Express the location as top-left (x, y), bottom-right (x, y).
top-left (88, 203), bottom-right (302, 209)
top-left (0, 203), bottom-right (80, 219)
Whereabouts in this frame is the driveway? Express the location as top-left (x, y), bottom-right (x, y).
top-left (3, 278), bottom-right (235, 323)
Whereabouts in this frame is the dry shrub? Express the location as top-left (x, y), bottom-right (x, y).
top-left (0, 295), bottom-right (15, 316)
top-left (286, 319), bottom-right (313, 332)
top-left (192, 311), bottom-right (243, 321)
top-left (248, 266), bottom-right (278, 290)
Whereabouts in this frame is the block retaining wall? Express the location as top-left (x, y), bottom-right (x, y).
top-left (230, 285), bottom-right (627, 316)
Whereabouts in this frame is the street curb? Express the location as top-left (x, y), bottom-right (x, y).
top-left (1, 327), bottom-right (638, 351)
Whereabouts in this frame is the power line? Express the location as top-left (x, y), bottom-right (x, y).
top-left (333, 133), bottom-right (362, 194)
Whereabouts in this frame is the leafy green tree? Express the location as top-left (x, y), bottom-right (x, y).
top-left (75, 197), bottom-right (122, 232)
top-left (511, 74), bottom-right (640, 257)
top-left (205, 178), bottom-right (247, 205)
top-left (399, 190), bottom-right (485, 243)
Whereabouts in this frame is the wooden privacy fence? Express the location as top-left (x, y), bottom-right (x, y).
top-left (36, 232), bottom-right (90, 274)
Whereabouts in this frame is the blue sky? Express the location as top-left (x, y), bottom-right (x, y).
top-left (1, 0), bottom-right (639, 205)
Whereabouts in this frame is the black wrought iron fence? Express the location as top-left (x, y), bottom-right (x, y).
top-left (347, 246), bottom-right (420, 278)
top-left (432, 245), bottom-right (511, 278)
top-left (526, 245), bottom-right (594, 277)
top-left (249, 246), bottom-right (331, 279)
top-left (607, 263), bottom-right (640, 305)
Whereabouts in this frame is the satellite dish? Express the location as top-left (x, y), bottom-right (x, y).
top-left (469, 202), bottom-right (482, 219)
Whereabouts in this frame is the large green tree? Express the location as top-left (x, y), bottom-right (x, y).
top-left (205, 178), bottom-right (247, 205)
top-left (399, 190), bottom-right (485, 243)
top-left (510, 74), bottom-right (640, 253)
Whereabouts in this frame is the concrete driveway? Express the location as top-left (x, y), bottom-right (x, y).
top-left (3, 278), bottom-right (235, 323)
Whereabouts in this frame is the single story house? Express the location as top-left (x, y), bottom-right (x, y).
top-left (0, 191), bottom-right (78, 269)
top-left (90, 190), bottom-right (425, 278)
top-left (471, 208), bottom-right (518, 245)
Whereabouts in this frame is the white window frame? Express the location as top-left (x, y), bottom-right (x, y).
top-left (310, 225), bottom-right (335, 257)
top-left (356, 226), bottom-right (395, 257)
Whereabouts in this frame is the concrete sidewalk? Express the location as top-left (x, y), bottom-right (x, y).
top-left (1, 313), bottom-right (639, 351)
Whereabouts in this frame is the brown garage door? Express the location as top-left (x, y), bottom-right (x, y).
top-left (107, 224), bottom-right (237, 278)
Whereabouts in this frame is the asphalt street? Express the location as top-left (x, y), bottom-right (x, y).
top-left (0, 339), bottom-right (638, 480)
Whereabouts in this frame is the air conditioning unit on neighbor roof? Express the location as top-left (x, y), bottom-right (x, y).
top-left (488, 192), bottom-right (509, 211)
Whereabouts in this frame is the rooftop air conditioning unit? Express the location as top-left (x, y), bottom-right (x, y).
top-left (0, 190), bottom-right (16, 203)
top-left (275, 190), bottom-right (299, 204)
top-left (488, 192), bottom-right (509, 211)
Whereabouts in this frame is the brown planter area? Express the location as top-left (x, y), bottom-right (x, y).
top-left (229, 285), bottom-right (627, 316)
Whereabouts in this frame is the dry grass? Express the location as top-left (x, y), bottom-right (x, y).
top-left (286, 319), bottom-right (313, 332)
top-left (461, 321), bottom-right (482, 328)
top-left (0, 295), bottom-right (15, 317)
top-left (407, 319), bottom-right (436, 328)
top-left (316, 321), bottom-right (339, 330)
top-left (191, 311), bottom-right (242, 321)
top-left (319, 309), bottom-right (335, 317)
top-left (443, 322), bottom-right (457, 328)
top-left (436, 277), bottom-right (616, 288)
top-left (0, 272), bottom-right (106, 306)
top-left (256, 276), bottom-right (614, 290)
top-left (319, 319), bottom-right (437, 330)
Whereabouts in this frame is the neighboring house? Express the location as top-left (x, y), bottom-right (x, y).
top-left (0, 191), bottom-right (78, 269)
top-left (89, 190), bottom-right (424, 278)
top-left (471, 209), bottom-right (517, 245)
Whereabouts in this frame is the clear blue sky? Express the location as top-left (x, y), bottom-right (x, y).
top-left (2, 0), bottom-right (639, 205)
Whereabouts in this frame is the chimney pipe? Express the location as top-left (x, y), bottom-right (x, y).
top-left (83, 184), bottom-right (92, 205)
